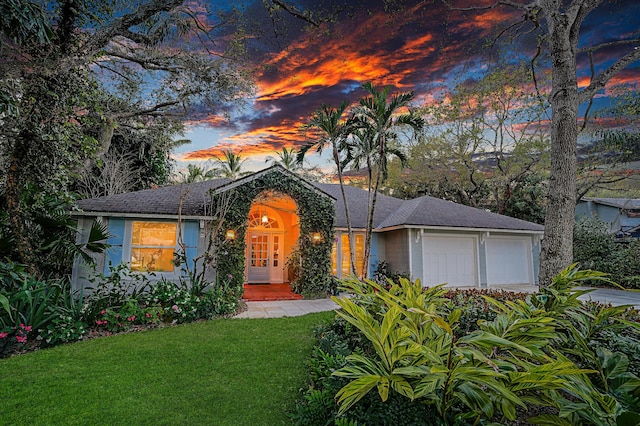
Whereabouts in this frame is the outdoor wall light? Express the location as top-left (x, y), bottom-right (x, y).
top-left (311, 232), bottom-right (323, 244)
top-left (225, 229), bottom-right (236, 240)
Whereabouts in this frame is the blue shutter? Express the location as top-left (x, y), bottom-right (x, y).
top-left (104, 218), bottom-right (125, 275)
top-left (369, 233), bottom-right (379, 278)
top-left (183, 221), bottom-right (200, 272)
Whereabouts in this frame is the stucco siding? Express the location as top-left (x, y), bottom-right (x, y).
top-left (383, 229), bottom-right (410, 275)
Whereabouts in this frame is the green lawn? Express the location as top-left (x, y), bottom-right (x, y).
top-left (0, 312), bottom-right (334, 425)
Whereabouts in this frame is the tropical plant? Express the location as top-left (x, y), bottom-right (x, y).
top-left (329, 271), bottom-right (638, 425)
top-left (347, 82), bottom-right (423, 277)
top-left (83, 263), bottom-right (154, 323)
top-left (177, 163), bottom-right (219, 183)
top-left (214, 150), bottom-right (250, 179)
top-left (299, 101), bottom-right (358, 277)
top-left (265, 147), bottom-right (301, 171)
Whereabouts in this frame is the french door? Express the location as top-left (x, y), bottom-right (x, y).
top-left (247, 232), bottom-right (284, 283)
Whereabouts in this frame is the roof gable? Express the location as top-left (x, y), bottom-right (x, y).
top-left (212, 164), bottom-right (335, 200)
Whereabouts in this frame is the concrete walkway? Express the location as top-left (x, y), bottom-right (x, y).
top-left (233, 298), bottom-right (340, 319)
top-left (577, 287), bottom-right (640, 308)
top-left (233, 286), bottom-right (640, 319)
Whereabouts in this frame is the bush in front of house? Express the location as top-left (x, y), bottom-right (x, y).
top-left (293, 268), bottom-right (640, 426)
top-left (574, 217), bottom-right (640, 289)
top-left (0, 259), bottom-right (242, 358)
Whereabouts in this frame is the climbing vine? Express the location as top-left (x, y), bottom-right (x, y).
top-left (210, 167), bottom-right (335, 298)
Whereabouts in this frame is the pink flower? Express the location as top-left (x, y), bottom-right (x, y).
top-left (15, 335), bottom-right (27, 343)
top-left (127, 316), bottom-right (135, 322)
top-left (23, 325), bottom-right (32, 332)
top-left (145, 313), bottom-right (152, 318)
top-left (100, 310), bottom-right (106, 315)
top-left (172, 305), bottom-right (179, 311)
top-left (115, 314), bottom-right (120, 319)
top-left (0, 332), bottom-right (8, 339)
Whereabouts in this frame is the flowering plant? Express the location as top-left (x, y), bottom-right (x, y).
top-left (0, 323), bottom-right (32, 357)
top-left (94, 300), bottom-right (163, 333)
top-left (43, 315), bottom-right (89, 347)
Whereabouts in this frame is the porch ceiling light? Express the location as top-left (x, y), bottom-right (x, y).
top-left (261, 214), bottom-right (269, 224)
top-left (225, 229), bottom-right (236, 240)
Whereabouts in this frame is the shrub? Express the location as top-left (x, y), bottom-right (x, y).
top-left (296, 267), bottom-right (640, 425)
top-left (94, 300), bottom-right (163, 333)
top-left (42, 315), bottom-right (89, 347)
top-left (574, 217), bottom-right (640, 288)
top-left (83, 263), bottom-right (154, 322)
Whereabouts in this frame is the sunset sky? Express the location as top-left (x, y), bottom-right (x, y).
top-left (173, 0), bottom-right (640, 173)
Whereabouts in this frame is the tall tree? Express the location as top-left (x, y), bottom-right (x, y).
top-left (0, 0), bottom-right (253, 269)
top-left (447, 0), bottom-right (640, 285)
top-left (298, 102), bottom-right (358, 277)
top-left (388, 63), bottom-right (550, 222)
top-left (349, 82), bottom-right (423, 278)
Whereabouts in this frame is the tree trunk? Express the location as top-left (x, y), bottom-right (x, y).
top-left (334, 145), bottom-right (357, 277)
top-left (538, 13), bottom-right (579, 286)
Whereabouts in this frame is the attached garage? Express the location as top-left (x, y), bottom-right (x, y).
top-left (486, 236), bottom-right (533, 285)
top-left (422, 235), bottom-right (478, 287)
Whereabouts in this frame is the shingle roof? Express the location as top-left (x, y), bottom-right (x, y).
top-left (581, 197), bottom-right (640, 209)
top-left (75, 168), bottom-right (543, 232)
top-left (75, 178), bottom-right (231, 216)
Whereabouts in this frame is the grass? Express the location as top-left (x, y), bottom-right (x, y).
top-left (0, 311), bottom-right (335, 425)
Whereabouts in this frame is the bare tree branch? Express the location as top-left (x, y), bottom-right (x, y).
top-left (271, 0), bottom-right (321, 27)
top-left (578, 38), bottom-right (640, 54)
top-left (578, 47), bottom-right (640, 104)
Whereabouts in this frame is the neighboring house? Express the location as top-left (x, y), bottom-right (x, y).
top-left (576, 198), bottom-right (640, 238)
top-left (72, 165), bottom-right (544, 291)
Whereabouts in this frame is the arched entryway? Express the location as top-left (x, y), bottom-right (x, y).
top-left (211, 165), bottom-right (335, 298)
top-left (245, 192), bottom-right (299, 284)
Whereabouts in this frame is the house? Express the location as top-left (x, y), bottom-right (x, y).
top-left (72, 165), bottom-right (544, 293)
top-left (576, 197), bottom-right (640, 238)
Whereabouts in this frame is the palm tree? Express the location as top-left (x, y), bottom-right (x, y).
top-left (214, 150), bottom-right (250, 180)
top-left (298, 101), bottom-right (358, 277)
top-left (349, 82), bottom-right (423, 278)
top-left (178, 163), bottom-right (218, 183)
top-left (265, 147), bottom-right (300, 171)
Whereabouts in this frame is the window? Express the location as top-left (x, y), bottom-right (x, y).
top-left (331, 233), bottom-right (365, 278)
top-left (248, 212), bottom-right (279, 228)
top-left (130, 222), bottom-right (177, 272)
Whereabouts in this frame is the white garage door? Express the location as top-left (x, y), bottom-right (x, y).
top-left (422, 235), bottom-right (477, 287)
top-left (486, 237), bottom-right (532, 285)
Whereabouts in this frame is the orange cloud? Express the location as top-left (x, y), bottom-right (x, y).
top-left (183, 120), bottom-right (307, 160)
top-left (455, 9), bottom-right (518, 34)
top-left (256, 10), bottom-right (437, 102)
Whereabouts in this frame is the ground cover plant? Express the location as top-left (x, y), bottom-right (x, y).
top-left (293, 266), bottom-right (640, 425)
top-left (0, 311), bottom-right (334, 425)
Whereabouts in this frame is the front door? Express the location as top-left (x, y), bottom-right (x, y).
top-left (247, 232), bottom-right (285, 283)
top-left (248, 233), bottom-right (270, 282)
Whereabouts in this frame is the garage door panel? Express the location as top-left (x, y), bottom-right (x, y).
top-left (423, 236), bottom-right (477, 287)
top-left (486, 237), bottom-right (531, 285)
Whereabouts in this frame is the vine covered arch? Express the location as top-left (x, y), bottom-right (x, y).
top-left (211, 166), bottom-right (335, 298)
